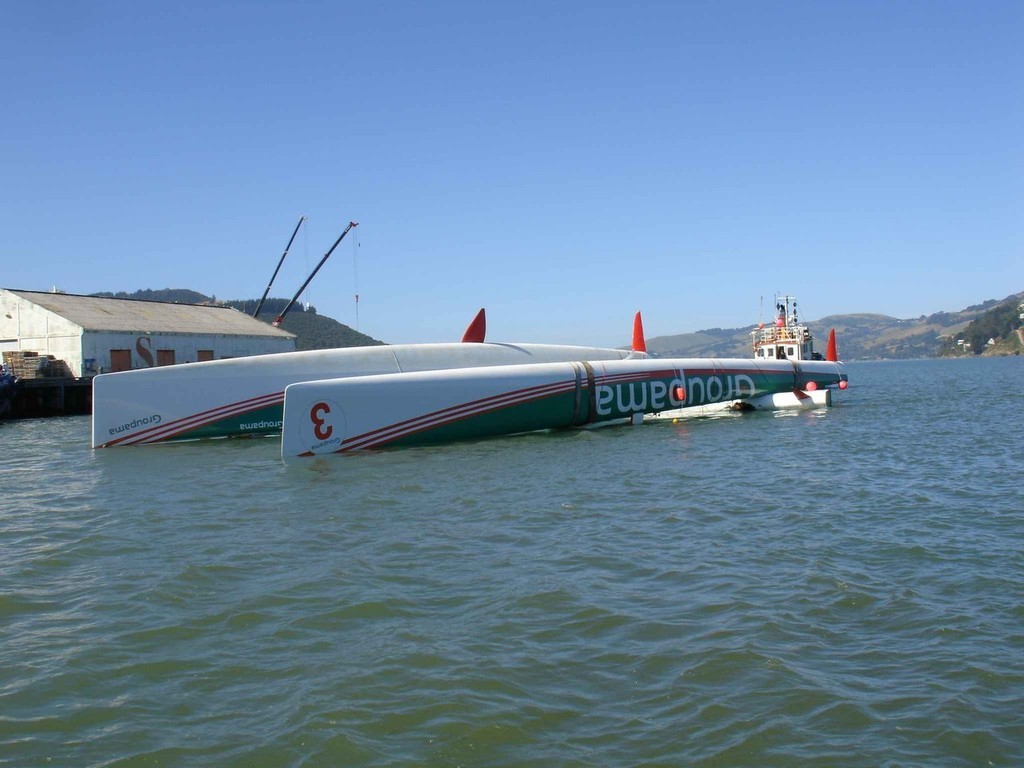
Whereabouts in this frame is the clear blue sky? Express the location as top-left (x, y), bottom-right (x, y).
top-left (3, 1), bottom-right (1021, 346)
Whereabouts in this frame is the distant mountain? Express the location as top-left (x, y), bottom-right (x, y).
top-left (93, 288), bottom-right (1023, 359)
top-left (646, 292), bottom-right (1024, 360)
top-left (251, 308), bottom-right (384, 351)
top-left (644, 328), bottom-right (744, 358)
top-left (88, 289), bottom-right (385, 349)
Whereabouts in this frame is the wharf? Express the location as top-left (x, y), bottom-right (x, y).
top-left (1, 378), bottom-right (92, 419)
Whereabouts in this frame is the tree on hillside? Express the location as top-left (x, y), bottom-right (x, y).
top-left (91, 288), bottom-right (211, 304)
top-left (962, 299), bottom-right (1021, 354)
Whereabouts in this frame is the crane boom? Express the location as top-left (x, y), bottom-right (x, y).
top-left (254, 216), bottom-right (306, 318)
top-left (273, 221), bottom-right (359, 327)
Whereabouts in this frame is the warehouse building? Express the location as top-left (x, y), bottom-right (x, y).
top-left (0, 289), bottom-right (296, 378)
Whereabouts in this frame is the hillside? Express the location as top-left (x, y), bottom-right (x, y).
top-left (223, 298), bottom-right (384, 350)
top-left (92, 288), bottom-right (211, 305)
top-left (89, 289), bottom-right (385, 349)
top-left (646, 292), bottom-right (1024, 360)
top-left (91, 288), bottom-right (1023, 359)
top-left (255, 308), bottom-right (383, 351)
top-left (940, 294), bottom-right (1024, 357)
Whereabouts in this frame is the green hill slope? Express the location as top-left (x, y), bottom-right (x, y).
top-left (91, 288), bottom-right (1022, 359)
top-left (92, 288), bottom-right (211, 305)
top-left (645, 292), bottom-right (1024, 360)
top-left (252, 309), bottom-right (384, 351)
top-left (940, 294), bottom-right (1024, 356)
top-left (223, 297), bottom-right (384, 349)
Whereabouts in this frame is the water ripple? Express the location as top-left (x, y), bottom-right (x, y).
top-left (1, 359), bottom-right (1022, 766)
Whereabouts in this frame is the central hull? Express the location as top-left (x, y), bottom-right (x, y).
top-left (280, 357), bottom-right (847, 457)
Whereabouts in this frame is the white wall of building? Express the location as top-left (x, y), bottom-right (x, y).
top-left (1, 291), bottom-right (296, 376)
top-left (0, 292), bottom-right (85, 373)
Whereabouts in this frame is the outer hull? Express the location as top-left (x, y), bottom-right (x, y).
top-left (281, 357), bottom-right (847, 457)
top-left (91, 342), bottom-right (633, 448)
top-left (645, 387), bottom-right (832, 420)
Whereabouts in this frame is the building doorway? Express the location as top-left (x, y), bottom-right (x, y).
top-left (110, 349), bottom-right (131, 372)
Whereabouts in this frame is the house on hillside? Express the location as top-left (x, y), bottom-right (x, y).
top-left (0, 289), bottom-right (296, 377)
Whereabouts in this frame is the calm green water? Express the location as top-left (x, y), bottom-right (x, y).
top-left (2, 358), bottom-right (1022, 767)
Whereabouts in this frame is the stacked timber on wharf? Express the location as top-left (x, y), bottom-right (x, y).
top-left (0, 352), bottom-right (90, 419)
top-left (2, 350), bottom-right (75, 380)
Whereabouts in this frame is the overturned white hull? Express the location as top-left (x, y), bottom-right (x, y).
top-left (92, 342), bottom-right (634, 448)
top-left (279, 357), bottom-right (847, 457)
top-left (645, 387), bottom-right (832, 420)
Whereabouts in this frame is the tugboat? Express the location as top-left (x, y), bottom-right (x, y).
top-left (751, 295), bottom-right (823, 362)
top-left (644, 295), bottom-right (842, 422)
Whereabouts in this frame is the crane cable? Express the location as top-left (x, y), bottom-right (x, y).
top-left (303, 219), bottom-right (310, 311)
top-left (353, 228), bottom-right (361, 331)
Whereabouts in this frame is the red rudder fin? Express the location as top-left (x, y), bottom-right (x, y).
top-left (632, 311), bottom-right (647, 353)
top-left (461, 308), bottom-right (486, 343)
top-left (825, 328), bottom-right (838, 362)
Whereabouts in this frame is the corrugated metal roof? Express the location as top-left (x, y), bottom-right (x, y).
top-left (7, 290), bottom-right (296, 337)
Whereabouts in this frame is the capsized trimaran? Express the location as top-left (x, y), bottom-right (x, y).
top-left (278, 305), bottom-right (848, 457)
